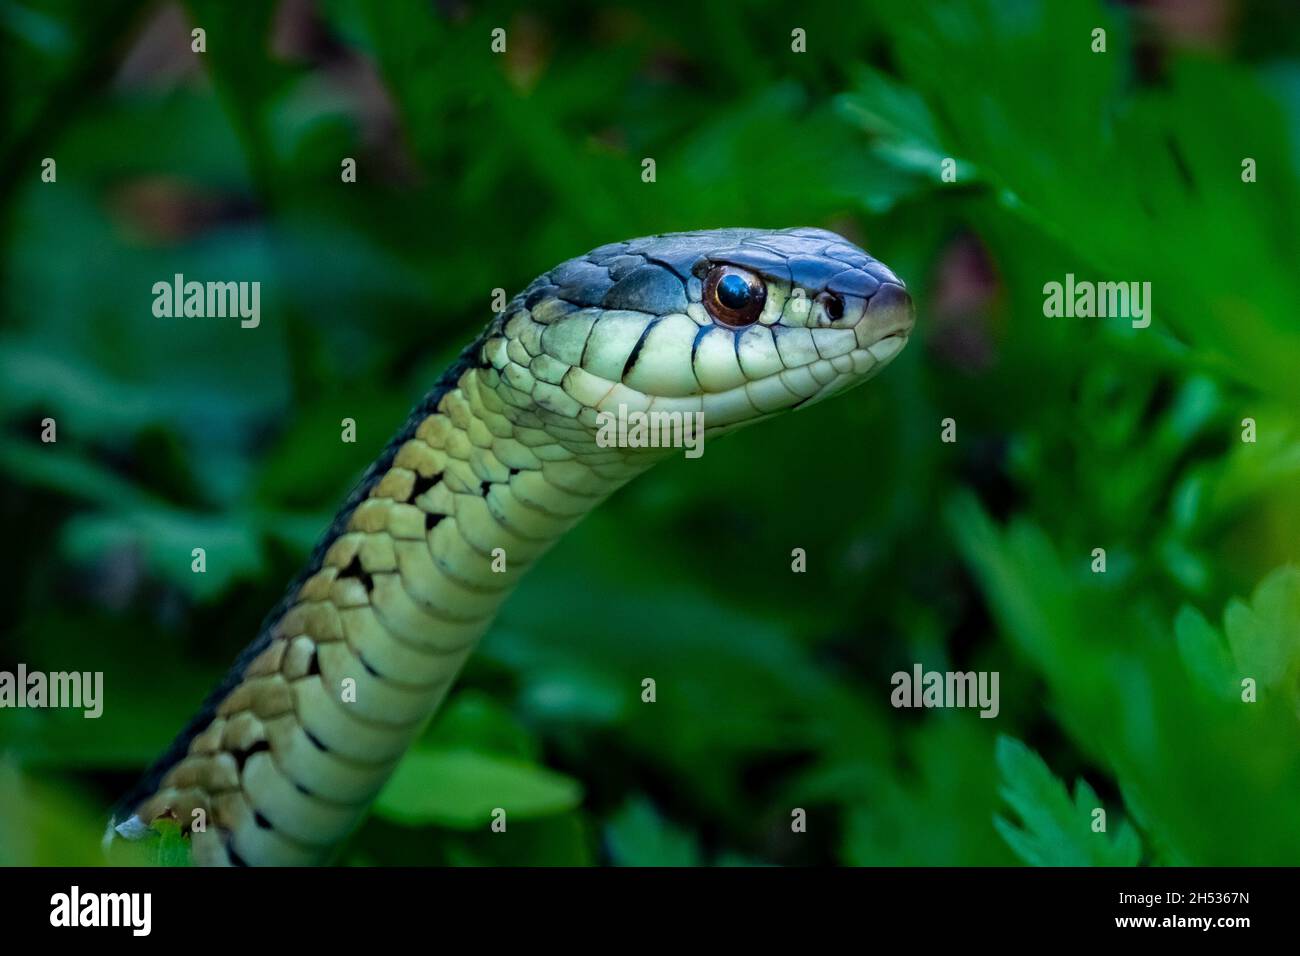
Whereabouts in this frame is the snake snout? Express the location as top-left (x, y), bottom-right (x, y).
top-left (848, 281), bottom-right (914, 369)
top-left (861, 282), bottom-right (915, 343)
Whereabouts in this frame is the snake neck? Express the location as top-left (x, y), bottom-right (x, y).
top-left (126, 359), bottom-right (650, 866)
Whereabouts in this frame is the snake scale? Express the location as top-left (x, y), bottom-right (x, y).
top-left (111, 227), bottom-right (914, 865)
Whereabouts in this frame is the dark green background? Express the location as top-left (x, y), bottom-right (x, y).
top-left (2, 0), bottom-right (1299, 865)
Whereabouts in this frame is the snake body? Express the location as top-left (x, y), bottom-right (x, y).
top-left (112, 227), bottom-right (914, 865)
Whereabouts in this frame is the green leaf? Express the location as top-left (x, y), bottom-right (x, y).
top-left (421, 690), bottom-right (539, 761)
top-left (1223, 566), bottom-right (1300, 692)
top-left (993, 736), bottom-right (1141, 867)
top-left (374, 749), bottom-right (582, 830)
top-left (953, 496), bottom-right (1300, 864)
top-left (1174, 605), bottom-right (1236, 698)
top-left (604, 797), bottom-right (701, 867)
top-left (834, 719), bottom-right (1016, 867)
top-left (837, 66), bottom-right (976, 182)
top-left (874, 0), bottom-right (1300, 400)
top-left (61, 507), bottom-right (265, 600)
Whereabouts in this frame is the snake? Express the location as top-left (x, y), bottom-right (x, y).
top-left (109, 227), bottom-right (914, 865)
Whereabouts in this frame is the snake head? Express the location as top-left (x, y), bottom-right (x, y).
top-left (481, 227), bottom-right (914, 454)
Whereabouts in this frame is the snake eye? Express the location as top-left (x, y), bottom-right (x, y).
top-left (820, 292), bottom-right (845, 322)
top-left (703, 265), bottom-right (766, 328)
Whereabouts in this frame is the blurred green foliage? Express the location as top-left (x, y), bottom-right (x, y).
top-left (2, 0), bottom-right (1298, 866)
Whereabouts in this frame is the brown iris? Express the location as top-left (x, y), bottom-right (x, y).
top-left (703, 265), bottom-right (766, 328)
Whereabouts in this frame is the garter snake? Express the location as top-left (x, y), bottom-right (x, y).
top-left (111, 227), bottom-right (915, 865)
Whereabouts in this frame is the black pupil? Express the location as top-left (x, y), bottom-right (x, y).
top-left (716, 273), bottom-right (752, 311)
